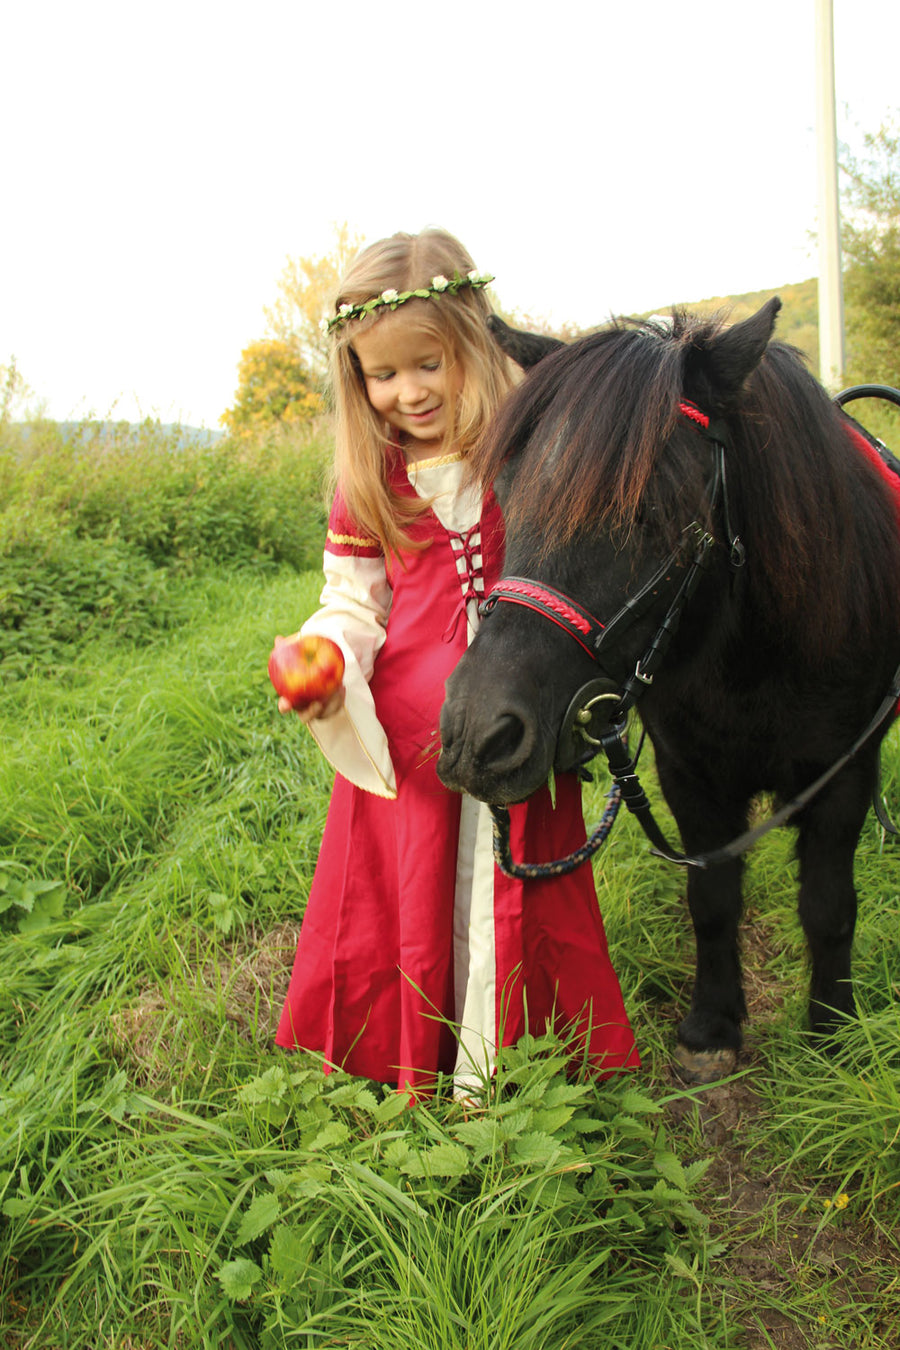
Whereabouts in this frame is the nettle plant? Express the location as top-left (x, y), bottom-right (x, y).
top-left (0, 862), bottom-right (66, 934)
top-left (217, 1034), bottom-right (714, 1342)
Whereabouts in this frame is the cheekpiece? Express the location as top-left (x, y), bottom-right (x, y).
top-left (322, 270), bottom-right (494, 336)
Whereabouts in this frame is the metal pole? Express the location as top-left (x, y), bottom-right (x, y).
top-left (815, 0), bottom-right (845, 391)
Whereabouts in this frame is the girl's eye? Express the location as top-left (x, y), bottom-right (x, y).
top-left (422, 362), bottom-right (440, 372)
top-left (371, 372), bottom-right (394, 383)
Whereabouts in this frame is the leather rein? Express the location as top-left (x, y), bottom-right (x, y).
top-left (483, 399), bottom-right (900, 877)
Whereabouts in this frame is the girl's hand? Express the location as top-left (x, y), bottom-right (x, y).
top-left (278, 686), bottom-right (346, 724)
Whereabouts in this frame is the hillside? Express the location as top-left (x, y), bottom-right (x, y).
top-left (648, 277), bottom-right (818, 368)
top-left (651, 279), bottom-right (899, 445)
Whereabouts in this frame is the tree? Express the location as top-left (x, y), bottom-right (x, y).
top-left (263, 222), bottom-right (366, 382)
top-left (0, 357), bottom-right (34, 425)
top-left (221, 339), bottom-right (324, 439)
top-left (841, 116), bottom-right (900, 388)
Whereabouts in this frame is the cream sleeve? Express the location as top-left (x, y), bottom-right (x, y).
top-left (297, 551), bottom-right (398, 798)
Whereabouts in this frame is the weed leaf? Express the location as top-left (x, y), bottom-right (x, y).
top-left (217, 1257), bottom-right (263, 1301)
top-left (236, 1192), bottom-right (281, 1245)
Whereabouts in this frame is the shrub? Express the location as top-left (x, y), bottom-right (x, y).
top-left (0, 417), bottom-right (331, 571)
top-left (0, 418), bottom-right (333, 670)
top-left (0, 518), bottom-right (177, 675)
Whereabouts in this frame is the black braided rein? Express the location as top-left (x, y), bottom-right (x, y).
top-left (490, 782), bottom-right (623, 879)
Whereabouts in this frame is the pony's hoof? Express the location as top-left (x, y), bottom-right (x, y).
top-left (674, 1045), bottom-right (737, 1084)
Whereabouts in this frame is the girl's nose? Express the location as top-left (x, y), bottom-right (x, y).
top-left (397, 373), bottom-right (428, 406)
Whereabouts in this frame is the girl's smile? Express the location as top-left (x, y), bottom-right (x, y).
top-left (353, 314), bottom-right (462, 461)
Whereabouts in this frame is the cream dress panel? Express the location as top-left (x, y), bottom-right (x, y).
top-left (299, 453), bottom-right (498, 1093)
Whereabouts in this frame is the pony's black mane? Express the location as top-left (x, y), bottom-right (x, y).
top-left (473, 313), bottom-right (900, 657)
top-left (476, 315), bottom-right (699, 545)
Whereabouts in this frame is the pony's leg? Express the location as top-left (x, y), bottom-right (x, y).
top-left (656, 766), bottom-right (749, 1081)
top-left (675, 856), bottom-right (747, 1081)
top-left (795, 758), bottom-right (873, 1039)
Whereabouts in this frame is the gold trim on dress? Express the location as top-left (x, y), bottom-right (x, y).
top-left (327, 528), bottom-right (380, 548)
top-left (408, 451), bottom-right (466, 471)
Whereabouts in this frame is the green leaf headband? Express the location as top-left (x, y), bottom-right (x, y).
top-left (321, 270), bottom-right (495, 336)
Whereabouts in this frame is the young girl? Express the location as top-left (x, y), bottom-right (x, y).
top-left (275, 228), bottom-right (638, 1096)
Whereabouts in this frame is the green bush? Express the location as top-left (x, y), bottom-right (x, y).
top-left (0, 418), bottom-right (332, 671)
top-left (0, 523), bottom-right (177, 675)
top-left (0, 417), bottom-right (331, 571)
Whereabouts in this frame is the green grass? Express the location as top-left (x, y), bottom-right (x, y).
top-left (0, 565), bottom-right (729, 1347)
top-left (2, 425), bottom-right (900, 1347)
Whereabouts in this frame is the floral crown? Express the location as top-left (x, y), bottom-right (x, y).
top-left (321, 269), bottom-right (494, 336)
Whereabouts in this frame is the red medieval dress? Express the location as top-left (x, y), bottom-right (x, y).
top-left (275, 448), bottom-right (638, 1096)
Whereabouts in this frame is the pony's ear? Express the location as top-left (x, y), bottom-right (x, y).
top-left (487, 314), bottom-right (565, 369)
top-left (688, 297), bottom-right (782, 408)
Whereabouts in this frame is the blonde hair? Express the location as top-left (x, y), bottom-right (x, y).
top-left (328, 229), bottom-right (516, 555)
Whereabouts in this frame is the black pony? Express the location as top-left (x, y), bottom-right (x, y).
top-left (438, 300), bottom-right (900, 1081)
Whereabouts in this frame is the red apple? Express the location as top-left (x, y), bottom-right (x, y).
top-left (268, 634), bottom-right (345, 710)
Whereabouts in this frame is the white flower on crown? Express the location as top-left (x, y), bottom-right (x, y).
top-left (338, 303), bottom-right (354, 316)
top-left (319, 318), bottom-right (330, 334)
top-left (381, 288), bottom-right (399, 303)
top-left (431, 275), bottom-right (450, 291)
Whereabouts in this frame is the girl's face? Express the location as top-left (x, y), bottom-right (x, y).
top-left (353, 313), bottom-right (463, 462)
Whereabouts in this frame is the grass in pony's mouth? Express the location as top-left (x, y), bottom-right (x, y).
top-left (416, 728), bottom-right (443, 768)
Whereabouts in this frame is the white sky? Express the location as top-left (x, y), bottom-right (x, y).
top-left (2, 0), bottom-right (898, 428)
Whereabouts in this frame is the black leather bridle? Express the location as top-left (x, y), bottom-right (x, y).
top-left (480, 397), bottom-right (900, 875)
top-left (479, 401), bottom-right (730, 772)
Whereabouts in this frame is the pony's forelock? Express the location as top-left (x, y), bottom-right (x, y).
top-left (474, 316), bottom-right (721, 548)
top-left (473, 313), bottom-right (900, 656)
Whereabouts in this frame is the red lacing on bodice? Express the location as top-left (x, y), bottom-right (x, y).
top-left (442, 524), bottom-right (486, 642)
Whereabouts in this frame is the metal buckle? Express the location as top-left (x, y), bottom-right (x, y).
top-left (574, 690), bottom-right (626, 746)
top-left (555, 678), bottom-right (622, 772)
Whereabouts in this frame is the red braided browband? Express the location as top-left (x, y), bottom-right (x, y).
top-left (488, 579), bottom-right (595, 636)
top-left (678, 400), bottom-right (710, 429)
top-left (479, 578), bottom-right (604, 658)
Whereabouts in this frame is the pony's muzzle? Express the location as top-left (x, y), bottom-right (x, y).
top-left (438, 694), bottom-right (542, 798)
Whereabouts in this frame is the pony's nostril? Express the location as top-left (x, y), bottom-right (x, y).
top-left (477, 712), bottom-right (529, 770)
